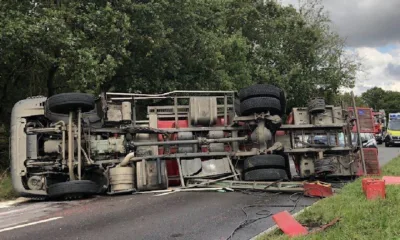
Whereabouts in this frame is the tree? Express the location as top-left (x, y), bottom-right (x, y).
top-left (0, 0), bottom-right (361, 167)
top-left (361, 87), bottom-right (386, 110)
top-left (335, 92), bottom-right (367, 108)
top-left (224, 0), bottom-right (360, 112)
top-left (381, 91), bottom-right (400, 113)
top-left (360, 88), bottom-right (400, 115)
top-left (0, 0), bottom-right (131, 123)
top-left (0, 0), bottom-right (360, 117)
top-left (106, 0), bottom-right (253, 93)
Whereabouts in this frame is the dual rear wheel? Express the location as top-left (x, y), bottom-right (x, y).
top-left (243, 154), bottom-right (291, 181)
top-left (238, 84), bottom-right (290, 181)
top-left (237, 84), bottom-right (286, 117)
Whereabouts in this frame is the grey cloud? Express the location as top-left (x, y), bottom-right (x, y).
top-left (281, 0), bottom-right (400, 47)
top-left (386, 63), bottom-right (400, 77)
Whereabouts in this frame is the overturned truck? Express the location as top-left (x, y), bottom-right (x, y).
top-left (10, 85), bottom-right (362, 199)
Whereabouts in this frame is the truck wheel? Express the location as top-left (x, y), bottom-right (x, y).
top-left (243, 168), bottom-right (289, 181)
top-left (44, 102), bottom-right (101, 124)
top-left (240, 97), bottom-right (281, 116)
top-left (238, 84), bottom-right (282, 101)
top-left (238, 84), bottom-right (286, 113)
top-left (243, 154), bottom-right (286, 171)
top-left (47, 93), bottom-right (95, 114)
top-left (47, 180), bottom-right (100, 200)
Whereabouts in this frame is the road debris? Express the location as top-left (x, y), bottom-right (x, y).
top-left (187, 179), bottom-right (337, 199)
top-left (308, 217), bottom-right (341, 234)
top-left (303, 181), bottom-right (333, 198)
top-left (153, 187), bottom-right (235, 197)
top-left (272, 211), bottom-right (308, 237)
top-left (272, 210), bottom-right (341, 237)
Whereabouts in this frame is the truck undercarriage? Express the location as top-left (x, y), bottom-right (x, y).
top-left (10, 85), bottom-right (363, 199)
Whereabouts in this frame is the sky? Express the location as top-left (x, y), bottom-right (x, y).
top-left (279, 0), bottom-right (400, 95)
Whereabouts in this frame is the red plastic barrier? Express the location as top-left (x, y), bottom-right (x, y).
top-left (382, 176), bottom-right (400, 185)
top-left (364, 179), bottom-right (385, 200)
top-left (362, 178), bottom-right (374, 193)
top-left (272, 211), bottom-right (308, 237)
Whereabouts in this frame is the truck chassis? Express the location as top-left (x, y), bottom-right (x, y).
top-left (10, 85), bottom-right (362, 199)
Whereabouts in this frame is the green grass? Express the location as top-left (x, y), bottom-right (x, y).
top-left (259, 157), bottom-right (400, 240)
top-left (0, 171), bottom-right (17, 201)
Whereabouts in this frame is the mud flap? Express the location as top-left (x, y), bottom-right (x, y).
top-left (181, 158), bottom-right (233, 178)
top-left (136, 159), bottom-right (169, 191)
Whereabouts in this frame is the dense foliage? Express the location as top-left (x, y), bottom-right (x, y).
top-left (0, 0), bottom-right (359, 167)
top-left (361, 87), bottom-right (400, 113)
top-left (333, 86), bottom-right (400, 115)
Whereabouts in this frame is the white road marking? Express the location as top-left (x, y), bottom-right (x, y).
top-left (0, 217), bottom-right (63, 233)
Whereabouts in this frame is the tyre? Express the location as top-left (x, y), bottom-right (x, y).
top-left (47, 180), bottom-right (99, 200)
top-left (243, 168), bottom-right (289, 181)
top-left (238, 84), bottom-right (286, 113)
top-left (240, 97), bottom-right (281, 116)
top-left (238, 84), bottom-right (282, 101)
top-left (47, 93), bottom-right (95, 114)
top-left (385, 142), bottom-right (390, 147)
top-left (243, 154), bottom-right (286, 171)
top-left (308, 97), bottom-right (325, 114)
top-left (44, 101), bottom-right (101, 124)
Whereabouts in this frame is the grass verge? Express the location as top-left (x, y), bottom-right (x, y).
top-left (0, 171), bottom-right (17, 201)
top-left (259, 156), bottom-right (400, 240)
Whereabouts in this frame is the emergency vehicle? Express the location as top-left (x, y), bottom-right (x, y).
top-left (385, 113), bottom-right (400, 147)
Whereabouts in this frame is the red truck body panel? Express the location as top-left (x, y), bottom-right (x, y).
top-left (348, 107), bottom-right (375, 133)
top-left (157, 117), bottom-right (229, 186)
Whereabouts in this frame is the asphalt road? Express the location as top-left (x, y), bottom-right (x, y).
top-left (0, 192), bottom-right (316, 240)
top-left (376, 144), bottom-right (400, 166)
top-left (0, 145), bottom-right (398, 240)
